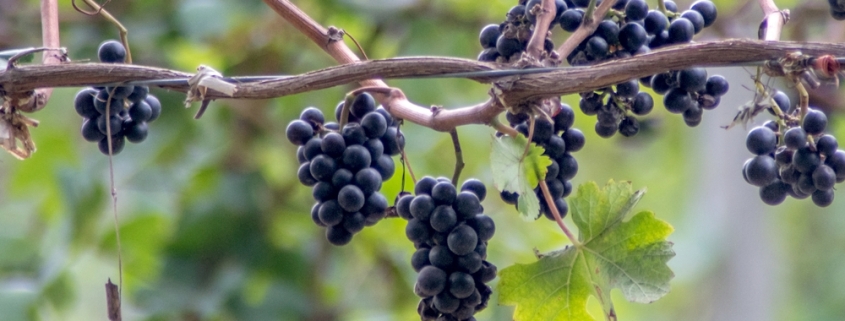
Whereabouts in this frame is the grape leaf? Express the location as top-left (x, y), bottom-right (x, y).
top-left (490, 134), bottom-right (552, 220)
top-left (498, 181), bottom-right (675, 321)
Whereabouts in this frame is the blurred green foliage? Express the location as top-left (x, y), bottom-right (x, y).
top-left (1, 0), bottom-right (844, 321)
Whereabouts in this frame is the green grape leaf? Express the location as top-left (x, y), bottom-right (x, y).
top-left (499, 180), bottom-right (675, 321)
top-left (490, 134), bottom-right (552, 220)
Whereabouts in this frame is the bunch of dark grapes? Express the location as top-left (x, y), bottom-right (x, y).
top-left (476, 0), bottom-right (568, 62)
top-left (398, 177), bottom-right (496, 321)
top-left (560, 0), bottom-right (728, 136)
top-left (286, 93), bottom-right (405, 246)
top-left (74, 40), bottom-right (161, 155)
top-left (829, 0), bottom-right (845, 20)
top-left (502, 103), bottom-right (583, 220)
top-left (742, 108), bottom-right (845, 207)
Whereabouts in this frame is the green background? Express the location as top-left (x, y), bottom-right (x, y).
top-left (1, 0), bottom-right (844, 320)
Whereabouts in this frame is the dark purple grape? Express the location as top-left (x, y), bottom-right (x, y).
top-left (559, 9), bottom-right (584, 32)
top-left (664, 88), bottom-right (692, 114)
top-left (448, 272), bottom-right (476, 299)
top-left (683, 104), bottom-right (703, 127)
top-left (496, 36), bottom-right (522, 58)
top-left (772, 91), bottom-right (791, 113)
top-left (411, 194), bottom-right (436, 220)
top-left (74, 88), bottom-right (100, 118)
top-left (342, 145), bottom-right (372, 172)
top-left (479, 24), bottom-right (500, 49)
top-left (372, 154), bottom-right (395, 180)
top-left (553, 104), bottom-right (575, 132)
top-left (127, 86), bottom-right (149, 103)
top-left (350, 93), bottom-right (376, 119)
top-left (644, 10), bottom-right (668, 35)
top-left (97, 40), bottom-right (126, 63)
top-left (579, 93), bottom-right (603, 115)
top-left (802, 109), bottom-right (828, 135)
top-left (128, 100), bottom-right (152, 122)
top-left (123, 120), bottom-right (148, 143)
top-left (342, 123), bottom-right (368, 146)
top-left (361, 112), bottom-right (388, 139)
top-left (625, 0), bottom-right (649, 21)
top-left (677, 68), bottom-right (708, 92)
top-left (354, 168), bottom-right (382, 196)
top-left (595, 20), bottom-right (620, 45)
top-left (145, 96), bottom-right (162, 122)
top-left (691, 0), bottom-right (718, 27)
top-left (759, 180), bottom-right (790, 206)
top-left (81, 119), bottom-right (105, 142)
top-left (412, 248), bottom-right (431, 272)
top-left (98, 135), bottom-right (125, 155)
top-left (744, 155), bottom-right (777, 186)
top-left (667, 18), bottom-right (694, 44)
top-left (812, 164), bottom-right (836, 191)
top-left (431, 205), bottom-right (458, 233)
top-left (816, 135), bottom-right (839, 158)
top-left (619, 23), bottom-right (647, 51)
top-left (447, 225), bottom-right (478, 256)
top-left (415, 176), bottom-right (438, 195)
top-left (97, 115), bottom-right (123, 135)
top-left (681, 10), bottom-right (704, 34)
top-left (309, 154), bottom-right (337, 181)
top-left (705, 75), bottom-right (729, 97)
top-left (454, 192), bottom-right (482, 219)
top-left (826, 150), bottom-right (845, 182)
top-left (812, 189), bottom-right (835, 207)
top-left (615, 79), bottom-right (639, 98)
top-left (619, 117), bottom-right (640, 137)
top-left (326, 225), bottom-right (353, 246)
top-left (286, 120), bottom-right (314, 145)
top-left (407, 218), bottom-right (433, 245)
top-left (746, 126), bottom-right (777, 155)
top-left (396, 194), bottom-right (415, 220)
top-left (312, 181), bottom-right (337, 203)
top-left (586, 36), bottom-right (609, 58)
top-left (650, 72), bottom-right (674, 95)
top-left (631, 92), bottom-right (654, 115)
top-left (300, 107), bottom-right (325, 127)
top-left (460, 179), bottom-right (487, 201)
top-left (793, 146), bottom-right (821, 174)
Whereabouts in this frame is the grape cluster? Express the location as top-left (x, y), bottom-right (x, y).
top-left (562, 0), bottom-right (728, 136)
top-left (398, 178), bottom-right (496, 321)
top-left (74, 40), bottom-right (161, 155)
top-left (829, 0), bottom-right (845, 20)
top-left (476, 0), bottom-right (568, 62)
top-left (742, 108), bottom-right (845, 207)
top-left (502, 103), bottom-right (583, 220)
top-left (286, 93), bottom-right (405, 246)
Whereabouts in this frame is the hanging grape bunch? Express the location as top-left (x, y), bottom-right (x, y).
top-left (476, 0), bottom-right (566, 63)
top-left (560, 0), bottom-right (728, 136)
top-left (398, 177), bottom-right (496, 321)
top-left (743, 102), bottom-right (845, 207)
top-left (502, 103), bottom-right (584, 221)
top-left (74, 40), bottom-right (162, 155)
top-left (286, 93), bottom-right (405, 246)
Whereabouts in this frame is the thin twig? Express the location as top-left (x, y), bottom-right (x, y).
top-left (758, 0), bottom-right (789, 41)
top-left (18, 0), bottom-right (62, 113)
top-left (522, 116), bottom-right (536, 158)
top-left (103, 87), bottom-right (124, 310)
top-left (490, 116), bottom-right (519, 137)
top-left (539, 180), bottom-right (578, 245)
top-left (397, 123), bottom-right (417, 184)
top-left (449, 129), bottom-right (464, 184)
top-left (81, 0), bottom-right (132, 63)
top-left (557, 0), bottom-right (617, 59)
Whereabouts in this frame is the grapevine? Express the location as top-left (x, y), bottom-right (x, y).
top-left (2, 0), bottom-right (845, 320)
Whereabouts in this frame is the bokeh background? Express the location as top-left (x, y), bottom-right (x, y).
top-left (1, 0), bottom-right (844, 320)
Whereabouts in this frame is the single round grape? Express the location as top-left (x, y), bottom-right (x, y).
top-left (745, 155), bottom-right (777, 186)
top-left (361, 192), bottom-right (388, 223)
top-left (298, 163), bottom-right (318, 186)
top-left (586, 36), bottom-right (609, 58)
top-left (454, 192), bottom-right (482, 219)
top-left (410, 194), bottom-right (436, 221)
top-left (448, 225), bottom-right (479, 256)
top-left (759, 180), bottom-right (790, 206)
top-left (477, 48), bottom-right (499, 62)
top-left (560, 9), bottom-right (584, 32)
top-left (300, 107), bottom-right (325, 127)
top-left (474, 242), bottom-right (488, 259)
top-left (812, 164), bottom-right (836, 191)
top-left (496, 36), bottom-right (522, 58)
top-left (326, 225), bottom-right (353, 246)
top-left (342, 123), bottom-right (368, 146)
top-left (334, 101), bottom-right (359, 123)
top-left (783, 127), bottom-right (807, 150)
top-left (683, 104), bottom-right (703, 127)
top-left (677, 68), bottom-right (708, 92)
top-left (475, 261), bottom-right (498, 283)
top-left (361, 112), bottom-right (388, 139)
top-left (407, 218), bottom-right (432, 244)
top-left (81, 119), bottom-right (105, 142)
top-left (558, 153), bottom-right (579, 181)
top-left (681, 10), bottom-right (705, 34)
top-left (479, 24), bottom-right (500, 49)
top-left (381, 126), bottom-right (405, 156)
top-left (302, 137), bottom-right (323, 161)
top-left (772, 91), bottom-right (791, 113)
top-left (826, 150), bottom-right (845, 182)
top-left (812, 189), bottom-right (835, 207)
top-left (793, 146), bottom-right (821, 174)
top-left (667, 18), bottom-right (694, 44)
top-left (123, 120), bottom-right (148, 143)
top-left (354, 168), bottom-right (382, 196)
top-left (128, 100), bottom-right (152, 122)
top-left (286, 120), bottom-right (314, 145)
top-left (430, 182), bottom-right (458, 206)
top-left (650, 72), bottom-right (674, 94)
top-left (338, 185), bottom-right (366, 212)
top-left (363, 138), bottom-right (385, 160)
top-left (615, 79), bottom-right (639, 98)
top-left (579, 93), bottom-right (603, 115)
top-left (74, 88), bottom-right (100, 118)
top-left (704, 75), bottom-right (729, 97)
top-left (434, 291), bottom-right (460, 313)
top-left (797, 173), bottom-right (818, 195)
top-left (296, 147), bottom-right (307, 164)
top-left (691, 0), bottom-right (718, 27)
top-left (625, 0), bottom-right (649, 20)
top-left (97, 115), bottom-right (123, 135)
top-left (372, 154), bottom-right (395, 181)
top-left (468, 214), bottom-right (495, 242)
top-left (342, 211), bottom-right (366, 233)
top-left (350, 93), bottom-right (376, 119)
top-left (312, 181), bottom-right (337, 202)
top-left (802, 109), bottom-right (828, 135)
top-left (745, 126), bottom-right (777, 155)
top-left (104, 86), bottom-right (134, 100)
top-left (412, 248), bottom-right (431, 272)
top-left (595, 20), bottom-right (620, 45)
top-left (395, 190), bottom-right (414, 219)
top-left (320, 132), bottom-right (346, 158)
top-left (700, 96), bottom-right (721, 110)
top-left (98, 135), bottom-right (125, 155)
top-left (553, 104), bottom-right (576, 132)
top-left (145, 96), bottom-right (162, 122)
top-left (789, 185), bottom-right (811, 200)
top-left (457, 252), bottom-right (483, 274)
top-left (431, 205), bottom-right (458, 233)
top-left (311, 203), bottom-right (325, 227)
top-left (649, 29), bottom-right (669, 48)
top-left (460, 179), bottom-right (487, 201)
top-left (97, 40), bottom-right (126, 63)
top-left (448, 272), bottom-right (476, 299)
top-left (545, 160), bottom-right (560, 181)
top-left (532, 118), bottom-right (554, 144)
top-left (415, 176), bottom-right (439, 195)
top-left (644, 10), bottom-right (668, 35)
top-left (664, 0), bottom-right (679, 12)
top-left (664, 88), bottom-right (692, 114)
top-left (595, 122), bottom-right (618, 138)
top-left (525, 0), bottom-right (543, 24)
top-left (562, 129), bottom-right (585, 153)
top-left (545, 135), bottom-right (566, 159)
top-left (342, 145), bottom-right (372, 172)
top-left (563, 180), bottom-right (573, 197)
top-left (127, 86), bottom-right (149, 103)
top-left (619, 23), bottom-right (647, 51)
top-left (500, 190), bottom-right (519, 205)
top-left (631, 92), bottom-right (654, 116)
top-left (619, 117), bottom-right (640, 137)
top-left (94, 91), bottom-right (123, 116)
top-left (309, 154), bottom-right (337, 181)
top-left (816, 135), bottom-right (839, 158)
top-left (429, 245), bottom-right (455, 269)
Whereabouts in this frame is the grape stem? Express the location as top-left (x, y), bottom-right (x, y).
top-left (522, 116), bottom-right (536, 159)
top-left (539, 180), bottom-right (579, 246)
top-left (397, 123), bottom-right (418, 184)
top-left (757, 0), bottom-right (789, 41)
top-left (338, 93), bottom-right (354, 132)
top-left (525, 0), bottom-right (557, 60)
top-left (449, 129), bottom-right (465, 184)
top-left (490, 117), bottom-right (519, 137)
top-left (17, 0), bottom-right (62, 113)
top-left (557, 0), bottom-right (617, 59)
top-left (76, 0), bottom-right (132, 64)
top-left (103, 86), bottom-right (124, 321)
